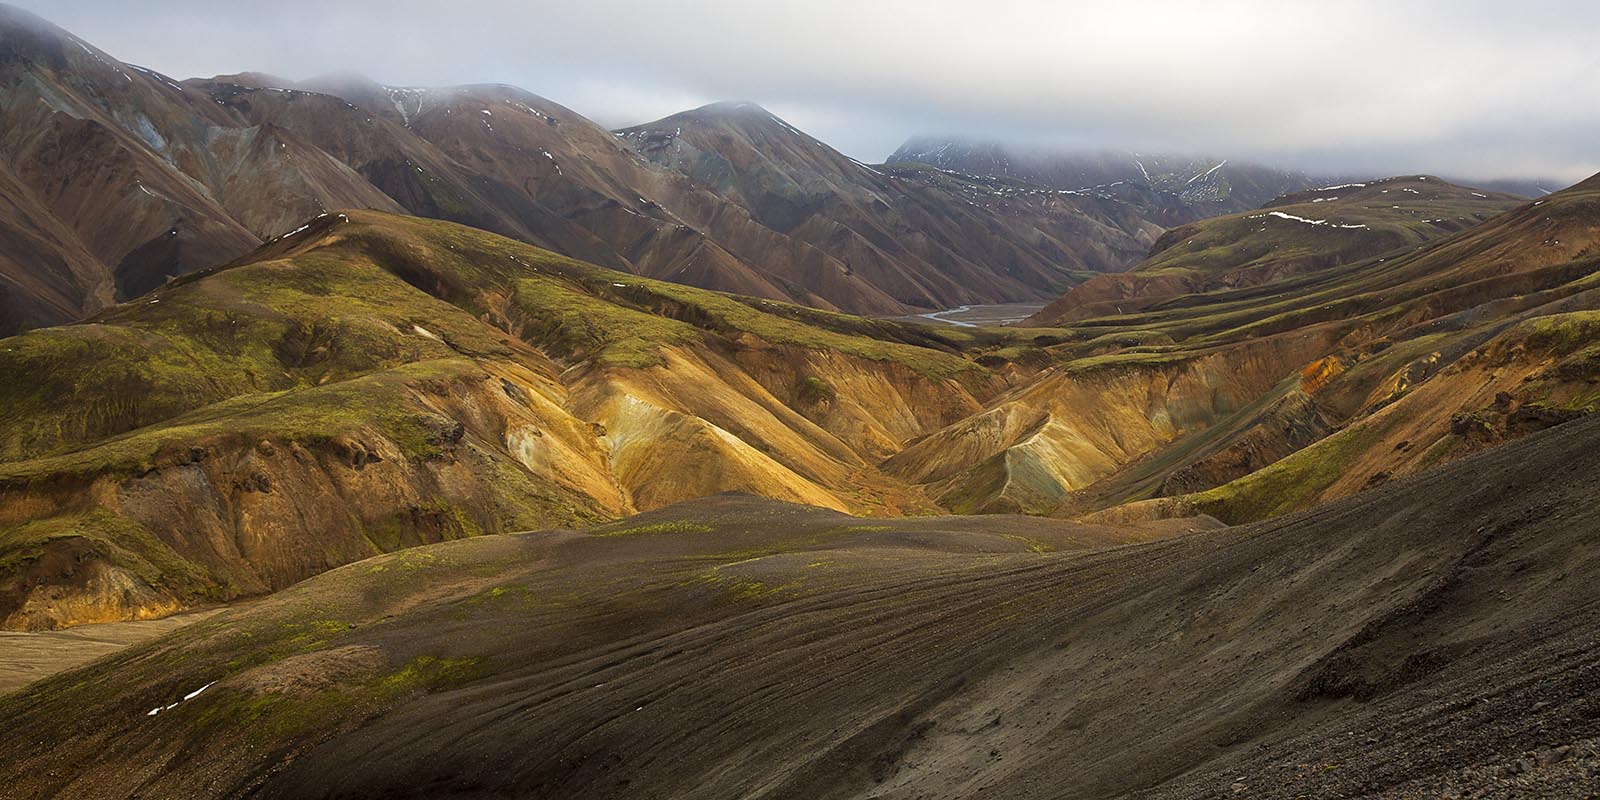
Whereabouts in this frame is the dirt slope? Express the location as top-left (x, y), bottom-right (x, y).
top-left (0, 411), bottom-right (1594, 798)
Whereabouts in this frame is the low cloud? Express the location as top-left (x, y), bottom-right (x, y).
top-left (18, 0), bottom-right (1598, 183)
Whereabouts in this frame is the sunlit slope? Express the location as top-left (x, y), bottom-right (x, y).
top-left (0, 211), bottom-right (1047, 629)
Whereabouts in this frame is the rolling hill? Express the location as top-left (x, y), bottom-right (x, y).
top-left (1025, 176), bottom-right (1525, 324)
top-left (885, 174), bottom-right (1600, 517)
top-left (1, 411), bottom-right (1596, 798)
top-left (0, 209), bottom-right (1062, 629)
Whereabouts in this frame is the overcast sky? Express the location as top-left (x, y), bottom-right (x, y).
top-left (15, 0), bottom-right (1600, 183)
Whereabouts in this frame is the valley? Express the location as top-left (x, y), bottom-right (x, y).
top-left (0, 608), bottom-right (222, 694)
top-left (897, 302), bottom-right (1048, 328)
top-left (0, 2), bottom-right (1597, 797)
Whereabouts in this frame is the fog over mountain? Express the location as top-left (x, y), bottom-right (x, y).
top-left (12, 0), bottom-right (1597, 184)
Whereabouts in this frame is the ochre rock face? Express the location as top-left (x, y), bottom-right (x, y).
top-left (883, 329), bottom-right (1338, 514)
top-left (0, 212), bottom-right (1000, 628)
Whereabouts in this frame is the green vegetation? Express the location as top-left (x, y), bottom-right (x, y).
top-left (597, 520), bottom-right (715, 537)
top-left (0, 358), bottom-right (475, 482)
top-left (509, 278), bottom-right (699, 368)
top-left (797, 376), bottom-right (836, 404)
top-left (1517, 310), bottom-right (1600, 352)
top-left (0, 511), bottom-right (218, 599)
top-left (1186, 419), bottom-right (1389, 523)
top-left (194, 654), bottom-right (481, 744)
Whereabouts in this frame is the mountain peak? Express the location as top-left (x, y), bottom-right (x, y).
top-left (0, 2), bottom-right (116, 68)
top-left (299, 70), bottom-right (385, 95)
top-left (0, 2), bottom-right (58, 35)
top-left (695, 100), bottom-right (772, 116)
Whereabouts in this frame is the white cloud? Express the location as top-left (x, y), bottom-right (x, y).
top-left (15, 0), bottom-right (1599, 182)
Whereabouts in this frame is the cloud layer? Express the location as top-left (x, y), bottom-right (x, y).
top-left (17, 0), bottom-right (1599, 182)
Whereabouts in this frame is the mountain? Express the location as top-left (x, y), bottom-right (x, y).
top-left (882, 174), bottom-right (1600, 517)
top-left (221, 74), bottom-right (932, 313)
top-left (1, 6), bottom-right (1264, 336)
top-left (616, 102), bottom-right (1164, 308)
top-left (0, 5), bottom-right (401, 333)
top-left (887, 136), bottom-right (1321, 222)
top-left (5, 169), bottom-right (1596, 630)
top-left (0, 209), bottom-right (1066, 629)
top-left (1026, 175), bottom-right (1525, 324)
top-left (3, 412), bottom-right (1598, 797)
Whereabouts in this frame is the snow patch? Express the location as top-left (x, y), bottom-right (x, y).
top-left (1186, 160), bottom-right (1227, 185)
top-left (146, 681), bottom-right (216, 717)
top-left (1252, 211), bottom-right (1368, 229)
top-left (849, 157), bottom-right (886, 177)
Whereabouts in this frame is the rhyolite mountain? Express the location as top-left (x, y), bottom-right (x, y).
top-left (2, 7), bottom-right (1599, 798)
top-left (616, 102), bottom-right (1164, 309)
top-left (0, 210), bottom-right (1029, 629)
top-left (1025, 175), bottom-right (1526, 324)
top-left (0, 4), bottom-right (402, 333)
top-left (0, 3), bottom-right (1301, 336)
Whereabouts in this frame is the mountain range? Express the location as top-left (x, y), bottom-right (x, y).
top-left (1, 4), bottom-right (1598, 798)
top-left (0, 4), bottom-right (1340, 337)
